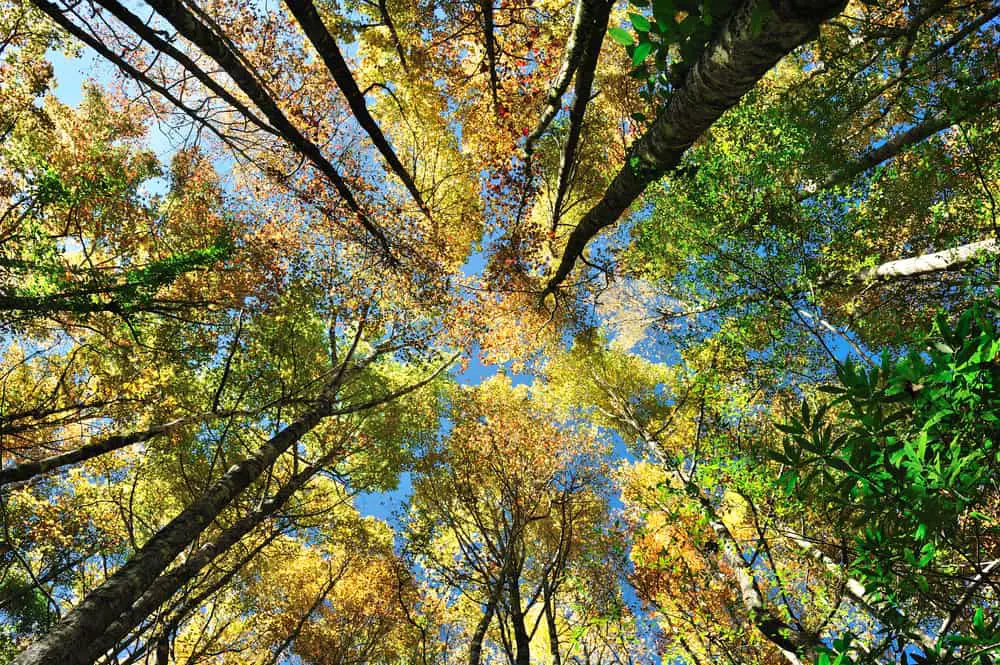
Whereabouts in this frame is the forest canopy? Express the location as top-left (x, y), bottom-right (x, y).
top-left (0, 0), bottom-right (997, 664)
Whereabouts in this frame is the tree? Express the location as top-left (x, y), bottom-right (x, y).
top-left (774, 305), bottom-right (1000, 663)
top-left (406, 376), bottom-right (613, 665)
top-left (4, 0), bottom-right (999, 663)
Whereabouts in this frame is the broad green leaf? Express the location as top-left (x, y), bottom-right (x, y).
top-left (632, 41), bottom-right (653, 66)
top-left (629, 13), bottom-right (651, 32)
top-left (609, 27), bottom-right (635, 46)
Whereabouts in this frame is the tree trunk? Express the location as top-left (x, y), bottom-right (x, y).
top-left (695, 492), bottom-right (816, 664)
top-left (545, 0), bottom-right (846, 293)
top-left (13, 405), bottom-right (330, 665)
top-left (137, 0), bottom-right (395, 259)
top-left (481, 0), bottom-right (500, 111)
top-left (808, 109), bottom-right (957, 195)
top-left (641, 426), bottom-right (820, 664)
top-left (525, 0), bottom-right (594, 155)
top-left (787, 531), bottom-right (936, 650)
top-left (507, 569), bottom-right (530, 665)
top-left (469, 576), bottom-right (502, 665)
top-left (543, 584), bottom-right (561, 665)
top-left (550, 0), bottom-right (611, 230)
top-left (377, 0), bottom-right (409, 72)
top-left (1, 415), bottom-right (220, 486)
top-left (282, 0), bottom-right (429, 217)
top-left (90, 447), bottom-right (341, 659)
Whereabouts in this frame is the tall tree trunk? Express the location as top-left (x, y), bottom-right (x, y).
top-left (282, 0), bottom-right (429, 217)
top-left (543, 583), bottom-right (561, 665)
top-left (507, 568), bottom-right (530, 665)
top-left (13, 403), bottom-right (331, 665)
top-left (549, 0), bottom-right (611, 231)
top-left (524, 0), bottom-right (594, 155)
top-left (690, 490), bottom-right (816, 664)
top-left (154, 632), bottom-right (170, 665)
top-left (544, 0), bottom-right (846, 294)
top-left (808, 109), bottom-right (960, 195)
top-left (637, 423), bottom-right (820, 664)
top-left (377, 0), bottom-right (409, 72)
top-left (0, 413), bottom-right (243, 487)
top-left (469, 573), bottom-right (503, 665)
top-left (27, 0), bottom-right (265, 158)
top-left (136, 0), bottom-right (395, 259)
top-left (786, 531), bottom-right (936, 650)
top-left (820, 238), bottom-right (998, 291)
top-left (89, 447), bottom-right (341, 659)
top-left (481, 0), bottom-right (500, 111)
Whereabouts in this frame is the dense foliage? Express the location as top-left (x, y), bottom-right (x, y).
top-left (0, 0), bottom-right (996, 664)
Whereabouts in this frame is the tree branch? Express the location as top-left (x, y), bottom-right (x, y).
top-left (481, 0), bottom-right (500, 111)
top-left (283, 0), bottom-right (430, 218)
top-left (140, 0), bottom-right (397, 261)
top-left (818, 238), bottom-right (998, 291)
top-left (1, 416), bottom-right (196, 487)
top-left (524, 0), bottom-right (593, 156)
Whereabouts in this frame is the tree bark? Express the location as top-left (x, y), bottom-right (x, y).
top-left (28, 0), bottom-right (266, 158)
top-left (549, 0), bottom-right (611, 231)
top-left (507, 567), bottom-right (531, 665)
top-left (634, 422), bottom-right (819, 664)
top-left (377, 0), bottom-right (409, 73)
top-left (543, 584), bottom-right (561, 665)
top-left (481, 0), bottom-right (500, 111)
top-left (80, 0), bottom-right (277, 135)
top-left (786, 531), bottom-right (936, 651)
top-left (524, 0), bottom-right (594, 156)
top-left (806, 107), bottom-right (972, 196)
top-left (820, 238), bottom-right (998, 291)
top-left (694, 492), bottom-right (817, 664)
top-left (13, 350), bottom-right (452, 665)
top-left (0, 417), bottom-right (196, 487)
top-left (13, 405), bottom-right (330, 665)
top-left (96, 447), bottom-right (343, 656)
top-left (544, 0), bottom-right (846, 294)
top-left (468, 574), bottom-right (503, 665)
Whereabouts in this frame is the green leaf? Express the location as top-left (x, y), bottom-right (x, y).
top-left (652, 0), bottom-right (675, 28)
top-left (629, 13), bottom-right (651, 32)
top-left (933, 341), bottom-right (955, 354)
top-left (918, 543), bottom-right (935, 567)
top-left (766, 449), bottom-right (788, 465)
top-left (973, 607), bottom-right (985, 633)
top-left (826, 457), bottom-right (852, 473)
top-left (609, 27), bottom-right (635, 46)
top-left (632, 41), bottom-right (653, 66)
